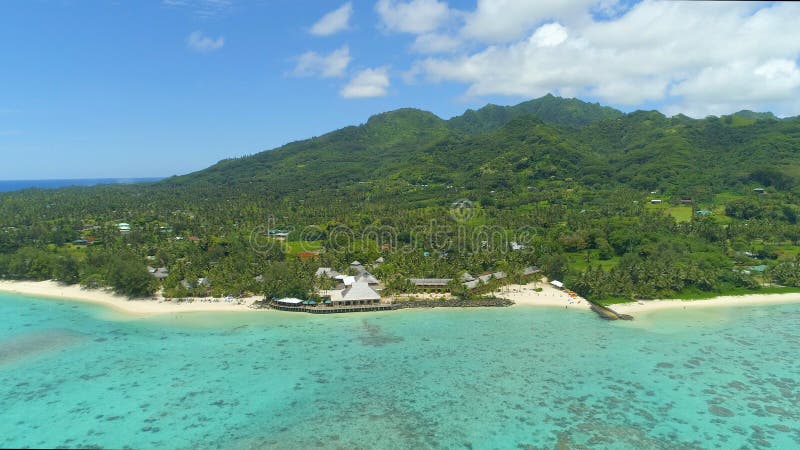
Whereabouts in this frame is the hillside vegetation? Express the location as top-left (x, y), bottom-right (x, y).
top-left (1, 95), bottom-right (799, 302)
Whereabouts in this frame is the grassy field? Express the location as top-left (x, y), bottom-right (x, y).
top-left (566, 250), bottom-right (619, 273)
top-left (775, 245), bottom-right (800, 260)
top-left (667, 205), bottom-right (693, 222)
top-left (745, 241), bottom-right (800, 261)
top-left (643, 202), bottom-right (694, 222)
top-left (283, 240), bottom-right (323, 255)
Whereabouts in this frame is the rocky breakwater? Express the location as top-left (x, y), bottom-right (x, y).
top-left (393, 297), bottom-right (514, 309)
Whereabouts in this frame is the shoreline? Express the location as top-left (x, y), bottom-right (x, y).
top-left (0, 280), bottom-right (262, 316)
top-left (611, 293), bottom-right (800, 316)
top-left (495, 279), bottom-right (800, 315)
top-left (2, 279), bottom-right (800, 318)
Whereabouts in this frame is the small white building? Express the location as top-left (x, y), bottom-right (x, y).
top-left (550, 280), bottom-right (564, 289)
top-left (275, 298), bottom-right (304, 306)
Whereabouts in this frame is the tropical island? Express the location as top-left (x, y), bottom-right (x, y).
top-left (1, 95), bottom-right (800, 313)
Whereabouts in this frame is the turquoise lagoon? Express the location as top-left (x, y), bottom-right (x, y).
top-left (1, 293), bottom-right (799, 449)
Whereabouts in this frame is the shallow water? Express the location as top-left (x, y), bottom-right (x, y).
top-left (1, 293), bottom-right (799, 449)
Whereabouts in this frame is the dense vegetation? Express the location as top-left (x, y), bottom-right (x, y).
top-left (1, 95), bottom-right (799, 302)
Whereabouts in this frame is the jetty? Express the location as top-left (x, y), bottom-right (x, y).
top-left (588, 301), bottom-right (633, 320)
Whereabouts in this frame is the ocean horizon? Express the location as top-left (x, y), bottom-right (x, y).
top-left (0, 177), bottom-right (164, 192)
top-left (2, 293), bottom-right (798, 449)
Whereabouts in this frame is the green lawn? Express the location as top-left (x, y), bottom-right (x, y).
top-left (667, 205), bottom-right (693, 222)
top-left (284, 240), bottom-right (323, 255)
top-left (644, 202), bottom-right (694, 223)
top-left (566, 250), bottom-right (619, 273)
top-left (774, 244), bottom-right (800, 260)
top-left (746, 241), bottom-right (800, 261)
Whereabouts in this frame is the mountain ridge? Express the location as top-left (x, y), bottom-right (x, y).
top-left (161, 94), bottom-right (799, 204)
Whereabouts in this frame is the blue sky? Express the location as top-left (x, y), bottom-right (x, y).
top-left (1, 1), bottom-right (799, 180)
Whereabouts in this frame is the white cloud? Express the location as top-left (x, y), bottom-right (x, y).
top-left (310, 2), bottom-right (353, 36)
top-left (673, 60), bottom-right (800, 104)
top-left (186, 31), bottom-right (225, 52)
top-left (666, 59), bottom-right (800, 117)
top-left (341, 67), bottom-right (390, 98)
top-left (411, 33), bottom-right (461, 53)
top-left (528, 22), bottom-right (567, 48)
top-left (461, 0), bottom-right (596, 43)
top-left (376, 0), bottom-right (451, 34)
top-left (410, 1), bottom-right (800, 115)
top-left (293, 46), bottom-right (351, 78)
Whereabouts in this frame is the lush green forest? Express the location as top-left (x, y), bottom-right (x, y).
top-left (1, 95), bottom-right (799, 303)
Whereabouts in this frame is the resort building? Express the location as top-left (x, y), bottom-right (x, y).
top-left (331, 281), bottom-right (381, 306)
top-left (334, 274), bottom-right (356, 287)
top-left (147, 266), bottom-right (169, 279)
top-left (350, 261), bottom-right (366, 273)
top-left (356, 272), bottom-right (380, 286)
top-left (456, 267), bottom-right (540, 290)
top-left (461, 271), bottom-right (506, 289)
top-left (478, 272), bottom-right (506, 283)
top-left (275, 298), bottom-right (304, 307)
top-left (522, 266), bottom-right (540, 276)
top-left (409, 278), bottom-right (453, 293)
top-left (316, 267), bottom-right (341, 279)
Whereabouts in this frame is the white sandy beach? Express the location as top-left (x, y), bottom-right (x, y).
top-left (612, 293), bottom-right (800, 316)
top-left (494, 278), bottom-right (800, 315)
top-left (0, 280), bottom-right (261, 316)
top-left (3, 279), bottom-right (800, 317)
top-left (496, 281), bottom-right (591, 310)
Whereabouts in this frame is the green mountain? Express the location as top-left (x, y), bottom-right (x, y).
top-left (447, 93), bottom-right (624, 134)
top-left (730, 110), bottom-right (779, 122)
top-left (166, 95), bottom-right (799, 205)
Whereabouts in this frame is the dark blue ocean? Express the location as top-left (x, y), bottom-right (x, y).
top-left (0, 178), bottom-right (163, 192)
